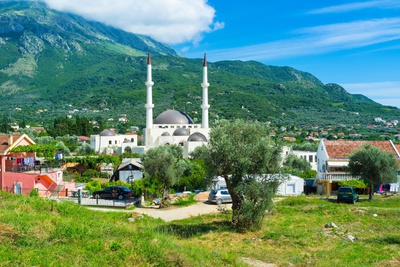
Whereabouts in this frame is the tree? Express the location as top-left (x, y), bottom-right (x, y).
top-left (141, 145), bottom-right (185, 200)
top-left (75, 143), bottom-right (96, 155)
top-left (192, 119), bottom-right (284, 231)
top-left (282, 153), bottom-right (311, 176)
top-left (175, 159), bottom-right (207, 191)
top-left (348, 143), bottom-right (398, 200)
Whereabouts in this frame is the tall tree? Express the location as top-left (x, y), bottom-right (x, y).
top-left (192, 119), bottom-right (284, 231)
top-left (348, 143), bottom-right (398, 200)
top-left (141, 145), bottom-right (185, 200)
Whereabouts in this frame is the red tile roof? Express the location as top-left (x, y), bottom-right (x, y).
top-left (324, 140), bottom-right (399, 159)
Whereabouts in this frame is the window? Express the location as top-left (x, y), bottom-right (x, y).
top-left (115, 140), bottom-right (117, 145)
top-left (309, 155), bottom-right (313, 162)
top-left (109, 140), bottom-right (112, 145)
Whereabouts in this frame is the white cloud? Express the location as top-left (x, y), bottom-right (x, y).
top-left (309, 0), bottom-right (400, 14)
top-left (340, 82), bottom-right (400, 107)
top-left (41, 0), bottom-right (222, 44)
top-left (201, 18), bottom-right (400, 62)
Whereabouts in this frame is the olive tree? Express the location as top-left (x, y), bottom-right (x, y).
top-left (348, 143), bottom-right (398, 200)
top-left (141, 145), bottom-right (185, 199)
top-left (192, 119), bottom-right (284, 231)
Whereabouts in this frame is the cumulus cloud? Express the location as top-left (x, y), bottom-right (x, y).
top-left (41, 0), bottom-right (222, 44)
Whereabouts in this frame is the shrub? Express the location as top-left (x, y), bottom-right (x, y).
top-left (29, 189), bottom-right (39, 197)
top-left (82, 169), bottom-right (99, 178)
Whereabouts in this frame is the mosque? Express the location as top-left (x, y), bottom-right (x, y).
top-left (90, 53), bottom-right (210, 157)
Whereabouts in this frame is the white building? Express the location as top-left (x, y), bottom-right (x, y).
top-left (276, 175), bottom-right (304, 196)
top-left (282, 146), bottom-right (317, 171)
top-left (90, 129), bottom-right (137, 154)
top-left (90, 53), bottom-right (210, 157)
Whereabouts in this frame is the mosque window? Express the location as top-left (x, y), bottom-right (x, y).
top-left (109, 140), bottom-right (112, 145)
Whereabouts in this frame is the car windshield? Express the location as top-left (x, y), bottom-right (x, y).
top-left (210, 190), bottom-right (218, 195)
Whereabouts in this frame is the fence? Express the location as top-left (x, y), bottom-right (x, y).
top-left (1, 186), bottom-right (140, 207)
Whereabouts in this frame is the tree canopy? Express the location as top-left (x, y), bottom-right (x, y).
top-left (348, 143), bottom-right (398, 200)
top-left (140, 145), bottom-right (185, 200)
top-left (192, 119), bottom-right (285, 231)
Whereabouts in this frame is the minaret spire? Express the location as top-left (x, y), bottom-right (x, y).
top-left (201, 53), bottom-right (210, 129)
top-left (145, 52), bottom-right (154, 145)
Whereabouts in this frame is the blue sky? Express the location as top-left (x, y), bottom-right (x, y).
top-left (176, 0), bottom-right (400, 108)
top-left (42, 0), bottom-right (400, 107)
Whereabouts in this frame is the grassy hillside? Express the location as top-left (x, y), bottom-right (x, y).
top-left (1, 191), bottom-right (399, 266)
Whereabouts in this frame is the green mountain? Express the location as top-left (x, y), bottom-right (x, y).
top-left (1, 1), bottom-right (399, 131)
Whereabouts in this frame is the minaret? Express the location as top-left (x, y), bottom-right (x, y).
top-left (201, 53), bottom-right (210, 129)
top-left (145, 52), bottom-right (154, 146)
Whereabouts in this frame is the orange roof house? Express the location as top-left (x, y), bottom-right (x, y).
top-left (1, 134), bottom-right (74, 197)
top-left (316, 140), bottom-right (400, 181)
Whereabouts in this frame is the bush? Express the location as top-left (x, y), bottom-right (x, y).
top-left (29, 189), bottom-right (39, 197)
top-left (85, 180), bottom-right (102, 192)
top-left (82, 169), bottom-right (99, 178)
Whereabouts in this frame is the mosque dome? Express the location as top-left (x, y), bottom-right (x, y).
top-left (100, 129), bottom-right (117, 136)
top-left (154, 110), bottom-right (194, 125)
top-left (188, 133), bottom-right (207, 142)
top-left (161, 132), bottom-right (171, 136)
top-left (173, 128), bottom-right (190, 136)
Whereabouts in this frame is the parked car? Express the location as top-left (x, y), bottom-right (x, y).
top-left (92, 186), bottom-right (133, 200)
top-left (208, 188), bottom-right (232, 205)
top-left (337, 186), bottom-right (359, 204)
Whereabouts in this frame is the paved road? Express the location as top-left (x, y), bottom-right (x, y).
top-left (88, 201), bottom-right (232, 222)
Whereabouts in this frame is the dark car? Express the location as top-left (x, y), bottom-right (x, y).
top-left (92, 186), bottom-right (133, 200)
top-left (337, 186), bottom-right (359, 204)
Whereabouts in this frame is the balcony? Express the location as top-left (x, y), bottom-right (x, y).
top-left (317, 172), bottom-right (359, 181)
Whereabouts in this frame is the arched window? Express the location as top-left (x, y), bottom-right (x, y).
top-left (124, 147), bottom-right (132, 153)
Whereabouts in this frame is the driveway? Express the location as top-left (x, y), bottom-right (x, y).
top-left (88, 201), bottom-right (232, 222)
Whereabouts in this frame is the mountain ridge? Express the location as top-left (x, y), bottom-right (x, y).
top-left (0, 1), bottom-right (399, 131)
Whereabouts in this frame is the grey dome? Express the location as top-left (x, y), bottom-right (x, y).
top-left (154, 110), bottom-right (194, 125)
top-left (188, 132), bottom-right (207, 142)
top-left (100, 129), bottom-right (117, 136)
top-left (161, 132), bottom-right (171, 136)
top-left (123, 138), bottom-right (131, 143)
top-left (173, 128), bottom-right (190, 136)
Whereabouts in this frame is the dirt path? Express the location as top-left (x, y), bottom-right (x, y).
top-left (88, 201), bottom-right (232, 222)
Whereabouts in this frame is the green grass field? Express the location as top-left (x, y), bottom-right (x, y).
top-left (0, 192), bottom-right (399, 266)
